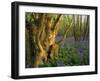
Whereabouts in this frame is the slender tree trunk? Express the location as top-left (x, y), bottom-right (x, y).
top-left (83, 16), bottom-right (89, 41)
top-left (80, 15), bottom-right (82, 40)
top-left (73, 15), bottom-right (76, 41)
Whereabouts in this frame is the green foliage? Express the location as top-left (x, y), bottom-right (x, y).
top-left (81, 48), bottom-right (89, 65)
top-left (60, 15), bottom-right (73, 37)
top-left (26, 12), bottom-right (34, 25)
top-left (59, 45), bottom-right (80, 66)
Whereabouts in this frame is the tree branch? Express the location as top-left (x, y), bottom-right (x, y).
top-left (57, 22), bottom-right (73, 44)
top-left (52, 14), bottom-right (62, 31)
top-left (36, 13), bottom-right (45, 51)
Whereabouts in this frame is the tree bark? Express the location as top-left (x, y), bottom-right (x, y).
top-left (31, 14), bottom-right (62, 67)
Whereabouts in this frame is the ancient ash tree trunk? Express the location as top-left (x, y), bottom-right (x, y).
top-left (31, 14), bottom-right (62, 67)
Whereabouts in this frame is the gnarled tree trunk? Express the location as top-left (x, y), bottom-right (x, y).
top-left (30, 14), bottom-right (62, 67)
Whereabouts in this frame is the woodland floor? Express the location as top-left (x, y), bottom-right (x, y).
top-left (38, 36), bottom-right (89, 67)
top-left (26, 36), bottom-right (89, 68)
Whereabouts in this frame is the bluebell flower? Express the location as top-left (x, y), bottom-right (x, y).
top-left (79, 48), bottom-right (83, 53)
